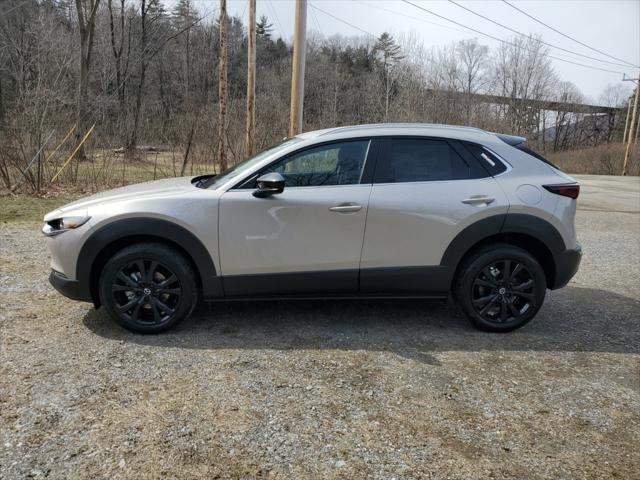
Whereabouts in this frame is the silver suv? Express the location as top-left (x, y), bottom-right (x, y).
top-left (43, 124), bottom-right (582, 333)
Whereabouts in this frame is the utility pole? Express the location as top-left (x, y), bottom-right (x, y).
top-left (622, 76), bottom-right (639, 176)
top-left (217, 0), bottom-right (228, 171)
top-left (622, 98), bottom-right (632, 144)
top-left (289, 0), bottom-right (307, 137)
top-left (245, 0), bottom-right (256, 157)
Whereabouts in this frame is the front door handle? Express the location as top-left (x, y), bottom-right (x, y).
top-left (329, 202), bottom-right (362, 213)
top-left (461, 195), bottom-right (495, 206)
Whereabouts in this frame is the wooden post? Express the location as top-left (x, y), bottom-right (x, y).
top-left (217, 0), bottom-right (228, 171)
top-left (634, 105), bottom-right (640, 144)
top-left (623, 84), bottom-right (639, 176)
top-left (541, 110), bottom-right (546, 152)
top-left (245, 0), bottom-right (256, 157)
top-left (51, 124), bottom-right (95, 182)
top-left (289, 0), bottom-right (307, 137)
top-left (622, 98), bottom-right (632, 144)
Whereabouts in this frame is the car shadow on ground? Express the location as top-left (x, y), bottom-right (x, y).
top-left (83, 286), bottom-right (639, 363)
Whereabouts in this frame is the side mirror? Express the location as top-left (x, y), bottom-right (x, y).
top-left (252, 172), bottom-right (285, 198)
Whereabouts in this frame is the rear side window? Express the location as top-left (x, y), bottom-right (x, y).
top-left (514, 144), bottom-right (562, 171)
top-left (376, 138), bottom-right (475, 183)
top-left (462, 143), bottom-right (508, 176)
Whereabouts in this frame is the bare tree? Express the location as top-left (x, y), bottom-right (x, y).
top-left (75, 0), bottom-right (101, 160)
top-left (456, 39), bottom-right (488, 123)
top-left (107, 0), bottom-right (131, 109)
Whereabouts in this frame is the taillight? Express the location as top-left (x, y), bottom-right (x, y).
top-left (543, 183), bottom-right (580, 199)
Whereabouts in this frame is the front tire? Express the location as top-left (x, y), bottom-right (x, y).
top-left (99, 243), bottom-right (198, 334)
top-left (455, 244), bottom-right (546, 332)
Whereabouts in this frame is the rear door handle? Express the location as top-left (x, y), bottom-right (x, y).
top-left (461, 195), bottom-right (495, 206)
top-left (329, 202), bottom-right (362, 213)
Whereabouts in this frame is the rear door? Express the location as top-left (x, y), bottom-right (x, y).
top-left (219, 139), bottom-right (375, 296)
top-left (360, 136), bottom-right (509, 293)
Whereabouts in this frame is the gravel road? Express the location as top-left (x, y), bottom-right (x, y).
top-left (1, 175), bottom-right (639, 479)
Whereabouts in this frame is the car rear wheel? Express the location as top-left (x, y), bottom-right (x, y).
top-left (455, 245), bottom-right (546, 332)
top-left (99, 243), bottom-right (198, 333)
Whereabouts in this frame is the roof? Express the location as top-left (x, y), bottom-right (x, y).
top-left (296, 123), bottom-right (495, 142)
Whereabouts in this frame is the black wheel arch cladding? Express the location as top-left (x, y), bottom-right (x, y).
top-left (440, 213), bottom-right (567, 288)
top-left (78, 217), bottom-right (222, 305)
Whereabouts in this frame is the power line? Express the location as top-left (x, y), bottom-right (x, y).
top-left (400, 0), bottom-right (629, 76)
top-left (501, 0), bottom-right (639, 69)
top-left (310, 4), bottom-right (322, 33)
top-left (448, 0), bottom-right (634, 69)
top-left (310, 3), bottom-right (377, 39)
top-left (266, 0), bottom-right (285, 39)
top-left (355, 0), bottom-right (470, 37)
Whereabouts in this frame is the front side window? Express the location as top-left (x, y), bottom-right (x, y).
top-left (376, 138), bottom-right (473, 183)
top-left (206, 138), bottom-right (302, 189)
top-left (262, 140), bottom-right (370, 187)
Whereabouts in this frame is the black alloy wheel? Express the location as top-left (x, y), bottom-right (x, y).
top-left (99, 243), bottom-right (198, 333)
top-left (455, 245), bottom-right (546, 332)
top-left (471, 259), bottom-right (537, 324)
top-left (111, 259), bottom-right (182, 326)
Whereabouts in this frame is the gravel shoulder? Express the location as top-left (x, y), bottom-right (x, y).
top-left (1, 178), bottom-right (639, 479)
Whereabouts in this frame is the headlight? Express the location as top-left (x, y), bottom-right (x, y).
top-left (42, 216), bottom-right (91, 236)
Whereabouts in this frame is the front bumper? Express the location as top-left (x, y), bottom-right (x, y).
top-left (552, 244), bottom-right (582, 289)
top-left (49, 270), bottom-right (92, 302)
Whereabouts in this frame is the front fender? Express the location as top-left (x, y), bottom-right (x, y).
top-left (77, 217), bottom-right (222, 302)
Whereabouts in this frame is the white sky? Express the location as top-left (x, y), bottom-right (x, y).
top-left (188, 0), bottom-right (640, 103)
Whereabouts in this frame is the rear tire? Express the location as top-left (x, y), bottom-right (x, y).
top-left (455, 244), bottom-right (546, 332)
top-left (99, 243), bottom-right (198, 334)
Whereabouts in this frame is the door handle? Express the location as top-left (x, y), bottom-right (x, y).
top-left (461, 195), bottom-right (495, 206)
top-left (329, 202), bottom-right (362, 213)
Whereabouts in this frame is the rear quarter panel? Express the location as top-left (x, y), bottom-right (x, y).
top-left (488, 140), bottom-right (578, 249)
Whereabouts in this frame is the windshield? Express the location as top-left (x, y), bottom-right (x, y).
top-left (204, 138), bottom-right (302, 189)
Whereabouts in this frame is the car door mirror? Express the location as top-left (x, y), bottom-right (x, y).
top-left (253, 172), bottom-right (285, 198)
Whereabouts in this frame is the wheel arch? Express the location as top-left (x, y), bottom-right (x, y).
top-left (441, 214), bottom-right (566, 289)
top-left (78, 218), bottom-right (222, 307)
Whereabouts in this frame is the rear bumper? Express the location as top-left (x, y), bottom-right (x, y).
top-left (49, 270), bottom-right (92, 302)
top-left (551, 244), bottom-right (582, 289)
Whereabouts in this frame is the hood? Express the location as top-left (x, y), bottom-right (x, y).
top-left (44, 176), bottom-right (196, 220)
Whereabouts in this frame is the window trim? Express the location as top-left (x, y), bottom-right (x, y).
top-left (372, 135), bottom-right (489, 185)
top-left (459, 141), bottom-right (512, 178)
top-left (231, 137), bottom-right (377, 190)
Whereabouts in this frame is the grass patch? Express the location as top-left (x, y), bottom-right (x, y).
top-left (548, 142), bottom-right (639, 176)
top-left (0, 195), bottom-right (79, 224)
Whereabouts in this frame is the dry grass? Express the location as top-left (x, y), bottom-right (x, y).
top-left (0, 194), bottom-right (80, 224)
top-left (548, 142), bottom-right (640, 176)
top-left (3, 148), bottom-right (220, 195)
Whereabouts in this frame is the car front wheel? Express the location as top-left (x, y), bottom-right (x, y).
top-left (99, 243), bottom-right (198, 333)
top-left (455, 245), bottom-right (547, 332)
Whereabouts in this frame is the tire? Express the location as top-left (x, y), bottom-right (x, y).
top-left (454, 244), bottom-right (546, 332)
top-left (99, 242), bottom-right (198, 334)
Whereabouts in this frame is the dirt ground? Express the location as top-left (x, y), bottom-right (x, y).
top-left (1, 175), bottom-right (639, 479)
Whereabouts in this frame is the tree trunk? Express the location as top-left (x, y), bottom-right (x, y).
top-left (217, 0), bottom-right (228, 171)
top-left (127, 0), bottom-right (148, 155)
top-left (74, 0), bottom-right (100, 161)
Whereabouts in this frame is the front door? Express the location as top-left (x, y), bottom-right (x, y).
top-left (219, 139), bottom-right (373, 296)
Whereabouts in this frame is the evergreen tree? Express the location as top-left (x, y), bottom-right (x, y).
top-left (256, 15), bottom-right (273, 40)
top-left (373, 32), bottom-right (404, 70)
top-left (372, 32), bottom-right (404, 120)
